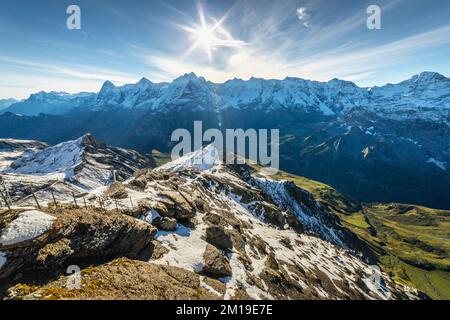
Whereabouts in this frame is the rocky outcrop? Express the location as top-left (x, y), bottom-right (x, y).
top-left (0, 206), bottom-right (156, 289)
top-left (156, 190), bottom-right (196, 219)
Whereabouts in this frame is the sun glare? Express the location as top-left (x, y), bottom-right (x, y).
top-left (180, 3), bottom-right (245, 62)
top-left (195, 26), bottom-right (215, 57)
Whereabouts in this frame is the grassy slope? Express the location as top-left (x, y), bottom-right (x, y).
top-left (254, 167), bottom-right (450, 300)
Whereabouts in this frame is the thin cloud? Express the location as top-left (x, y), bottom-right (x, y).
top-left (296, 7), bottom-right (311, 28)
top-left (140, 23), bottom-right (450, 86)
top-left (0, 56), bottom-right (138, 84)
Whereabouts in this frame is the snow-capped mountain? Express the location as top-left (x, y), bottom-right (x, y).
top-left (0, 134), bottom-right (150, 203)
top-left (0, 138), bottom-right (48, 169)
top-left (0, 71), bottom-right (449, 209)
top-left (0, 139), bottom-right (421, 300)
top-left (0, 99), bottom-right (19, 112)
top-left (4, 91), bottom-right (93, 116)
top-left (3, 72), bottom-right (449, 123)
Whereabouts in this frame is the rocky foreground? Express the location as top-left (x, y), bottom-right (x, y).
top-left (0, 168), bottom-right (418, 299)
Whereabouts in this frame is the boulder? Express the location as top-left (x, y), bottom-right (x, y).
top-left (157, 191), bottom-right (195, 219)
top-left (104, 182), bottom-right (128, 199)
top-left (129, 178), bottom-right (147, 190)
top-left (202, 244), bottom-right (232, 278)
top-left (152, 200), bottom-right (173, 218)
top-left (205, 226), bottom-right (233, 251)
top-left (155, 217), bottom-right (177, 231)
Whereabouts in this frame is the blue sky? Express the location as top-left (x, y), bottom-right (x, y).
top-left (0, 0), bottom-right (449, 98)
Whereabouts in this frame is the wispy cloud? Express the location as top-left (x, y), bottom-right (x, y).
top-left (0, 56), bottom-right (137, 84)
top-left (296, 7), bottom-right (311, 28)
top-left (140, 23), bottom-right (450, 86)
top-left (0, 56), bottom-right (140, 98)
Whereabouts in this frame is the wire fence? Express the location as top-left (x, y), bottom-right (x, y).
top-left (0, 175), bottom-right (135, 212)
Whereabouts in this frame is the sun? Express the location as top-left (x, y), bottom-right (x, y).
top-left (179, 3), bottom-right (245, 62)
top-left (192, 25), bottom-right (216, 58)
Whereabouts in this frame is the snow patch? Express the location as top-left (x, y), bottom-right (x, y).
top-left (427, 157), bottom-right (446, 171)
top-left (157, 145), bottom-right (221, 172)
top-left (152, 211), bottom-right (208, 273)
top-left (6, 136), bottom-right (86, 177)
top-left (0, 210), bottom-right (55, 246)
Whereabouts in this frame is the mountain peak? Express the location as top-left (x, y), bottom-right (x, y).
top-left (79, 133), bottom-right (101, 148)
top-left (100, 80), bottom-right (116, 91)
top-left (410, 71), bottom-right (447, 83)
top-left (137, 77), bottom-right (151, 86)
top-left (174, 72), bottom-right (201, 83)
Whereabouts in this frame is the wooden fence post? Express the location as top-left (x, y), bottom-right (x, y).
top-left (31, 189), bottom-right (41, 210)
top-left (0, 189), bottom-right (10, 210)
top-left (72, 192), bottom-right (78, 208)
top-left (50, 189), bottom-right (57, 207)
top-left (129, 197), bottom-right (134, 209)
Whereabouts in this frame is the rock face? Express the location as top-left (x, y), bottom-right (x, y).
top-left (0, 206), bottom-right (156, 288)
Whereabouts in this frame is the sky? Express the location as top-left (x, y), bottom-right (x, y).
top-left (0, 0), bottom-right (449, 99)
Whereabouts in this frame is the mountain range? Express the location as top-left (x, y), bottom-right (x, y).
top-left (0, 72), bottom-right (449, 209)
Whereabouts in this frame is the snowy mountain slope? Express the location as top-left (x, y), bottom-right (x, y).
top-left (6, 135), bottom-right (86, 177)
top-left (154, 146), bottom-right (356, 248)
top-left (107, 147), bottom-right (418, 299)
top-left (0, 139), bottom-right (48, 170)
top-left (0, 139), bottom-right (425, 299)
top-left (0, 99), bottom-right (19, 112)
top-left (3, 72), bottom-right (449, 123)
top-left (0, 134), bottom-right (150, 204)
top-left (3, 91), bottom-right (94, 116)
top-left (156, 144), bottom-right (222, 172)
